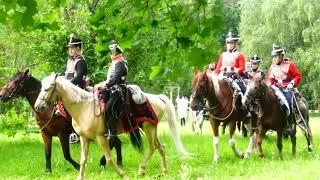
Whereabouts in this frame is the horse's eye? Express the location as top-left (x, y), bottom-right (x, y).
top-left (44, 88), bottom-right (49, 92)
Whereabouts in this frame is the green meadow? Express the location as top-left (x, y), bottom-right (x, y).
top-left (0, 114), bottom-right (319, 180)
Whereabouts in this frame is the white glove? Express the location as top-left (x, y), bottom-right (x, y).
top-left (287, 83), bottom-right (294, 89)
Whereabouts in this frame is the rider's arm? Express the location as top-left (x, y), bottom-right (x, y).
top-left (288, 62), bottom-right (302, 87)
top-left (214, 54), bottom-right (223, 75)
top-left (235, 53), bottom-right (246, 74)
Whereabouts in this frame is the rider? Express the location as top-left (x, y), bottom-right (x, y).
top-left (103, 40), bottom-right (128, 139)
top-left (214, 32), bottom-right (249, 116)
top-left (62, 34), bottom-right (88, 143)
top-left (267, 44), bottom-right (301, 133)
top-left (244, 55), bottom-right (264, 79)
top-left (64, 34), bottom-right (88, 88)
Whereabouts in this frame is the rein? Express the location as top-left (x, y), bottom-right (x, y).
top-left (39, 108), bottom-right (55, 131)
top-left (206, 98), bottom-right (235, 121)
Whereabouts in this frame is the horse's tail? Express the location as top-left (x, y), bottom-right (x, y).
top-left (129, 128), bottom-right (144, 153)
top-left (159, 94), bottom-right (190, 157)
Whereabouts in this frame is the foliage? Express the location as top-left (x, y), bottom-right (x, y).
top-left (0, 108), bottom-right (30, 136)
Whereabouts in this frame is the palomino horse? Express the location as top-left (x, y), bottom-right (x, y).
top-left (0, 70), bottom-right (123, 172)
top-left (242, 75), bottom-right (313, 158)
top-left (34, 73), bottom-right (188, 179)
top-left (190, 69), bottom-right (256, 162)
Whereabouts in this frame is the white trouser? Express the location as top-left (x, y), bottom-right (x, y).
top-left (271, 85), bottom-right (290, 116)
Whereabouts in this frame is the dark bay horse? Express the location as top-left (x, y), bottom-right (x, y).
top-left (190, 69), bottom-right (256, 162)
top-left (242, 75), bottom-right (313, 159)
top-left (0, 70), bottom-right (122, 172)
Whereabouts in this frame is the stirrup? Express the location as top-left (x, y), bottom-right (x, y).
top-left (104, 129), bottom-right (116, 140)
top-left (69, 133), bottom-right (80, 144)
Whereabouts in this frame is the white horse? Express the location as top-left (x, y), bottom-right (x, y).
top-left (34, 74), bottom-right (189, 180)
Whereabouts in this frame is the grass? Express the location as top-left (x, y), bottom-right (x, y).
top-left (0, 114), bottom-right (319, 179)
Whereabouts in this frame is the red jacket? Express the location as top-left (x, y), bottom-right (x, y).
top-left (214, 50), bottom-right (246, 75)
top-left (267, 60), bottom-right (302, 88)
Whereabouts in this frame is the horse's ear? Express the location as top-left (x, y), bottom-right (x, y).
top-left (193, 67), bottom-right (198, 75)
top-left (55, 73), bottom-right (59, 79)
top-left (24, 69), bottom-right (29, 76)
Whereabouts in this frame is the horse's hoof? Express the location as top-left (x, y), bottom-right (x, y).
top-left (45, 169), bottom-right (52, 173)
top-left (238, 152), bottom-right (244, 159)
top-left (76, 175), bottom-right (84, 180)
top-left (162, 169), bottom-right (168, 175)
top-left (244, 152), bottom-right (250, 159)
top-left (121, 174), bottom-right (129, 180)
top-left (279, 155), bottom-right (284, 160)
top-left (138, 167), bottom-right (145, 176)
top-left (258, 154), bottom-right (264, 158)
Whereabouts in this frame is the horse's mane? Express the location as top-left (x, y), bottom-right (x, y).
top-left (256, 78), bottom-right (277, 102)
top-left (57, 76), bottom-right (93, 103)
top-left (194, 69), bottom-right (221, 96)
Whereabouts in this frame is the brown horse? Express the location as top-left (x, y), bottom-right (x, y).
top-left (242, 75), bottom-right (313, 158)
top-left (0, 70), bottom-right (123, 172)
top-left (190, 69), bottom-right (256, 162)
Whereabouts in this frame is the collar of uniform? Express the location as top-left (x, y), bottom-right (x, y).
top-left (70, 55), bottom-right (82, 60)
top-left (111, 53), bottom-right (123, 61)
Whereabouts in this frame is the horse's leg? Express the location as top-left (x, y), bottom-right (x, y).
top-left (77, 136), bottom-right (90, 180)
top-left (139, 124), bottom-right (156, 176)
top-left (41, 132), bottom-right (52, 173)
top-left (95, 136), bottom-right (127, 178)
top-left (209, 119), bottom-right (220, 162)
top-left (290, 124), bottom-right (297, 157)
top-left (99, 136), bottom-right (123, 167)
top-left (228, 121), bottom-right (243, 158)
top-left (154, 128), bottom-right (167, 174)
top-left (58, 133), bottom-right (80, 170)
top-left (277, 131), bottom-right (284, 160)
top-left (256, 126), bottom-right (266, 157)
top-left (199, 119), bottom-right (204, 135)
top-left (244, 122), bottom-right (256, 159)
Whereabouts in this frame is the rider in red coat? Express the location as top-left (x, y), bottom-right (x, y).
top-left (213, 32), bottom-right (249, 117)
top-left (267, 44), bottom-right (302, 134)
top-left (267, 50), bottom-right (301, 89)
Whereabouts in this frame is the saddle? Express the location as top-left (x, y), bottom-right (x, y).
top-left (55, 100), bottom-right (71, 120)
top-left (97, 84), bottom-right (158, 132)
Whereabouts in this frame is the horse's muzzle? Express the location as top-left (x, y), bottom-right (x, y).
top-left (190, 103), bottom-right (199, 111)
top-left (34, 103), bottom-right (47, 112)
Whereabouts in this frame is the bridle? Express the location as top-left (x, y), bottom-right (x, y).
top-left (245, 80), bottom-right (265, 104)
top-left (38, 77), bottom-right (58, 106)
top-left (192, 72), bottom-right (234, 121)
top-left (4, 77), bottom-right (27, 98)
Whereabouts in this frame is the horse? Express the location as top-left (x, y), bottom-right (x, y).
top-left (33, 73), bottom-right (189, 180)
top-left (190, 69), bottom-right (256, 162)
top-left (0, 70), bottom-right (123, 172)
top-left (242, 75), bottom-right (313, 158)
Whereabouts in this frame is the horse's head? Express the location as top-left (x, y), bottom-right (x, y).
top-left (0, 69), bottom-right (30, 102)
top-left (190, 70), bottom-right (210, 111)
top-left (34, 73), bottom-right (59, 112)
top-left (242, 73), bottom-right (266, 107)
